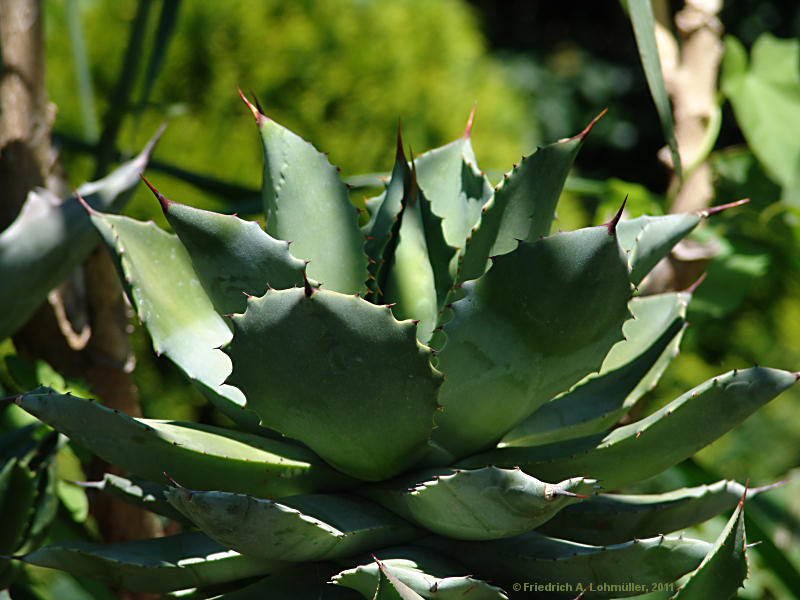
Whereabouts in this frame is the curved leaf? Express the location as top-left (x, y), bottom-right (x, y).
top-left (154, 188), bottom-right (308, 316)
top-left (673, 492), bottom-right (748, 599)
top-left (501, 291), bottom-right (688, 446)
top-left (538, 479), bottom-right (764, 546)
top-left (14, 388), bottom-right (352, 497)
top-left (333, 546), bottom-right (508, 599)
top-left (629, 0), bottom-right (681, 179)
top-left (414, 124), bottom-right (493, 251)
top-left (367, 467), bottom-right (595, 540)
top-left (616, 213), bottom-right (700, 286)
top-left (86, 208), bottom-right (263, 429)
top-left (457, 115), bottom-right (601, 283)
top-left (464, 368), bottom-right (798, 490)
top-left (433, 225), bottom-right (631, 457)
top-left (224, 287), bottom-right (442, 481)
top-left (167, 486), bottom-right (418, 562)
top-left (246, 95), bottom-right (367, 294)
top-left (16, 531), bottom-right (280, 593)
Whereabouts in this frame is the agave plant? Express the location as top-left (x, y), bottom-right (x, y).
top-left (3, 92), bottom-right (796, 599)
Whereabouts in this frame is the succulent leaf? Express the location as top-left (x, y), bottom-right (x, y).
top-left (434, 225), bottom-right (631, 457)
top-left (153, 187), bottom-right (308, 315)
top-left (384, 169), bottom-right (449, 344)
top-left (616, 213), bottom-right (701, 286)
top-left (366, 467), bottom-right (596, 540)
top-left (14, 531), bottom-right (281, 593)
top-left (166, 486), bottom-right (419, 562)
top-left (77, 473), bottom-right (189, 523)
top-left (17, 459), bottom-right (58, 555)
top-left (364, 133), bottom-right (410, 300)
top-left (0, 129), bottom-right (160, 340)
top-left (14, 388), bottom-right (353, 497)
top-left (538, 479), bottom-right (763, 546)
top-left (18, 104), bottom-right (782, 597)
top-left (333, 546), bottom-right (508, 599)
top-left (466, 368), bottom-right (798, 490)
top-left (414, 124), bottom-right (493, 251)
top-left (0, 458), bottom-right (36, 581)
top-left (440, 532), bottom-right (711, 599)
top-left (374, 559), bottom-right (426, 600)
top-left (501, 291), bottom-right (688, 446)
top-left (456, 117), bottom-right (600, 283)
top-left (246, 92), bottom-right (368, 295)
top-left (224, 287), bottom-right (442, 481)
top-left (672, 492), bottom-right (748, 599)
top-left (86, 209), bottom-right (258, 427)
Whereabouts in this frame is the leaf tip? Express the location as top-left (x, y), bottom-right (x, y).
top-left (684, 271), bottom-right (708, 294)
top-left (463, 101), bottom-right (477, 138)
top-left (140, 174), bottom-right (172, 213)
top-left (573, 107), bottom-right (608, 142)
top-left (238, 87), bottom-right (266, 125)
top-left (701, 198), bottom-right (750, 217)
top-left (605, 194), bottom-right (627, 235)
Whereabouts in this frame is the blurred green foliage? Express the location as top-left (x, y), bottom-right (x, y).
top-left (45, 0), bottom-right (535, 220)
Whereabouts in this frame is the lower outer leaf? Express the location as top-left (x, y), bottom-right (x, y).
top-left (461, 368), bottom-right (797, 491)
top-left (167, 487), bottom-right (419, 562)
top-left (672, 494), bottom-right (748, 600)
top-left (14, 388), bottom-right (353, 498)
top-left (211, 563), bottom-right (362, 599)
top-left (77, 473), bottom-right (189, 524)
top-left (332, 546), bottom-right (508, 599)
top-left (16, 531), bottom-right (283, 593)
top-left (434, 532), bottom-right (711, 599)
top-left (365, 467), bottom-right (596, 540)
top-left (536, 480), bottom-right (759, 546)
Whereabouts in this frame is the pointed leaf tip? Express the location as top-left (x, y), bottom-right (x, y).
top-left (162, 472), bottom-right (193, 498)
top-left (573, 108), bottom-right (608, 142)
top-left (396, 119), bottom-right (406, 163)
top-left (606, 194), bottom-right (627, 235)
top-left (463, 101), bottom-right (477, 138)
top-left (75, 190), bottom-right (96, 214)
top-left (739, 480), bottom-right (749, 508)
top-left (237, 87), bottom-right (264, 124)
top-left (685, 272), bottom-right (708, 294)
top-left (144, 121), bottom-right (167, 156)
top-left (701, 198), bottom-right (750, 217)
top-left (139, 174), bottom-right (171, 213)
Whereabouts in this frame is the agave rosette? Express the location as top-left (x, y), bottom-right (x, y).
top-left (6, 93), bottom-right (795, 599)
